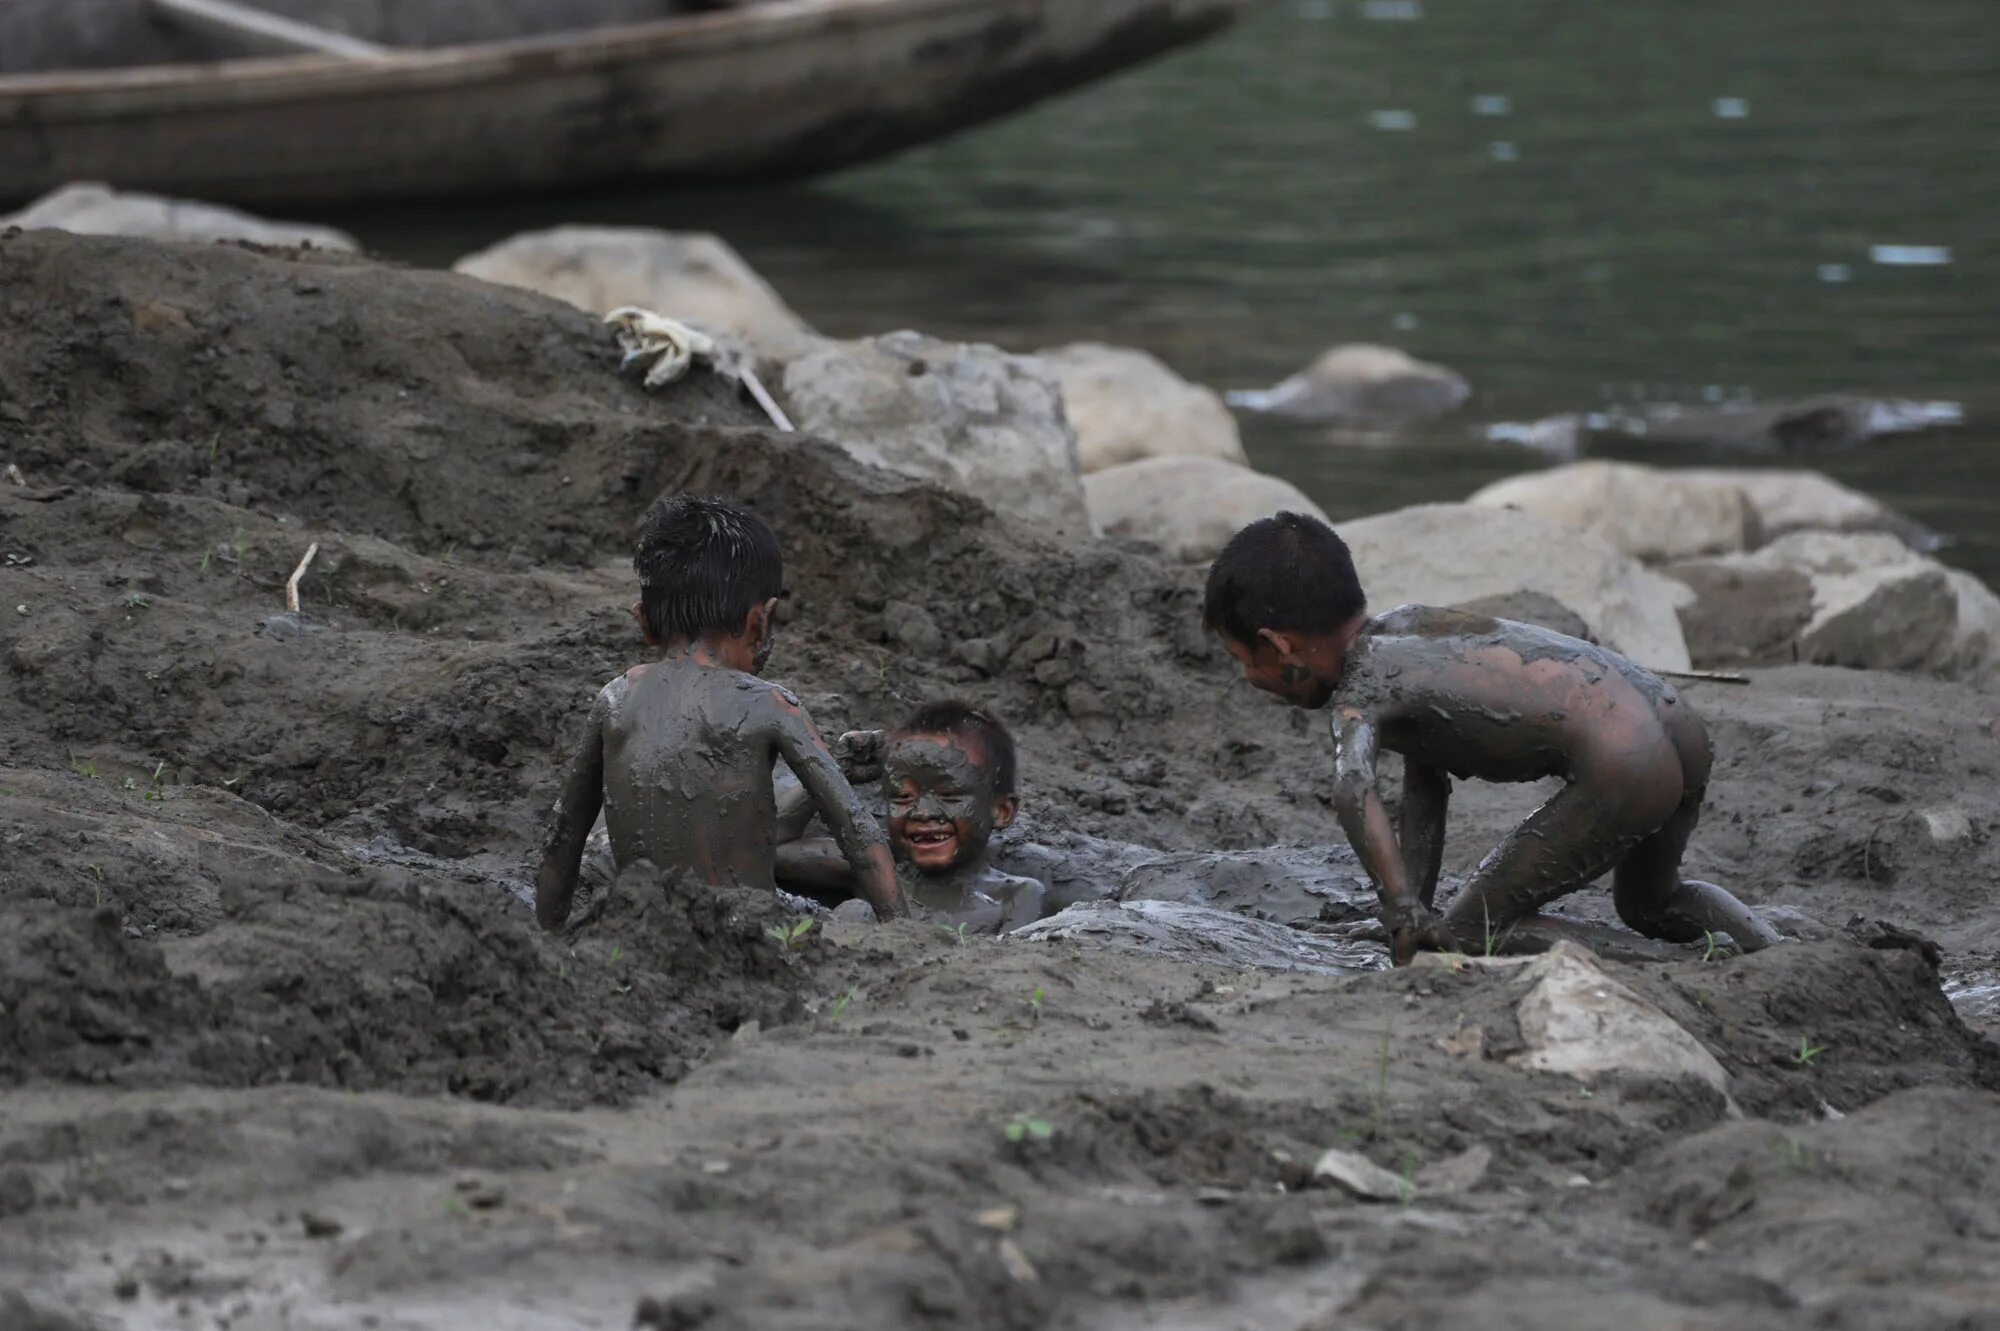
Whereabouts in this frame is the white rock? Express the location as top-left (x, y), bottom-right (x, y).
top-left (1469, 461), bottom-right (1760, 563)
top-left (1511, 942), bottom-right (1729, 1094)
top-left (1083, 457), bottom-right (1328, 563)
top-left (454, 226), bottom-right (811, 354)
top-left (1031, 342), bottom-right (1245, 473)
top-left (1676, 532), bottom-right (2000, 688)
top-left (779, 331), bottom-right (1091, 534)
top-left (1, 182), bottom-right (355, 251)
top-left (1679, 468), bottom-right (1936, 549)
top-left (1310, 1147), bottom-right (1410, 1201)
top-left (1340, 503), bottom-right (1694, 671)
top-left (1227, 344), bottom-right (1470, 425)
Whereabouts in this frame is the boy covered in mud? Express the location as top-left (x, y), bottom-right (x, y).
top-left (1203, 512), bottom-right (1780, 965)
top-left (774, 701), bottom-right (1046, 935)
top-left (534, 495), bottom-right (904, 929)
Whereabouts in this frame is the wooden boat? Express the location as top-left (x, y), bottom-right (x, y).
top-left (0, 0), bottom-right (1261, 206)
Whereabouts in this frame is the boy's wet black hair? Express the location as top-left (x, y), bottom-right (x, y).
top-left (1202, 511), bottom-right (1367, 644)
top-left (892, 700), bottom-right (1018, 796)
top-left (633, 494), bottom-right (783, 644)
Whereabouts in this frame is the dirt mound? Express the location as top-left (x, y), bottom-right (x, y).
top-left (0, 844), bottom-right (818, 1108)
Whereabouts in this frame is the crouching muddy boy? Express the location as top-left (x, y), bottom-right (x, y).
top-left (1203, 512), bottom-right (1780, 964)
top-left (534, 495), bottom-right (904, 929)
top-left (775, 701), bottom-right (1045, 934)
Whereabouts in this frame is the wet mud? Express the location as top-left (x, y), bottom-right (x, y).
top-left (4, 232), bottom-right (2000, 1326)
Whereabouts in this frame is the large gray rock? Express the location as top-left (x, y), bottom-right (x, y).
top-left (1083, 457), bottom-right (1328, 563)
top-left (1226, 344), bottom-right (1470, 425)
top-left (1469, 461), bottom-right (1762, 563)
top-left (1668, 533), bottom-right (2000, 688)
top-left (1340, 503), bottom-right (1694, 671)
top-left (1680, 468), bottom-right (1940, 551)
top-left (1, 182), bottom-right (355, 251)
top-left (779, 331), bottom-right (1092, 535)
top-left (454, 226), bottom-right (812, 355)
top-left (1031, 342), bottom-right (1245, 473)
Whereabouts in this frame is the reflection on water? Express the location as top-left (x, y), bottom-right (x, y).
top-left (341, 0), bottom-right (1998, 583)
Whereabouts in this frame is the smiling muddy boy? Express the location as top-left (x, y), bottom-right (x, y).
top-left (776, 701), bottom-right (1046, 934)
top-left (533, 495), bottom-right (904, 930)
top-left (1203, 512), bottom-right (1781, 964)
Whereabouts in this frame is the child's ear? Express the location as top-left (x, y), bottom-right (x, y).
top-left (631, 601), bottom-right (658, 645)
top-left (992, 794), bottom-right (1019, 831)
top-left (743, 596), bottom-right (780, 640)
top-left (1256, 627), bottom-right (1298, 662)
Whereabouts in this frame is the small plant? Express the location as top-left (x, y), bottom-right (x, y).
top-left (232, 527), bottom-right (247, 576)
top-left (827, 987), bottom-right (857, 1022)
top-left (608, 944), bottom-right (623, 965)
top-left (1027, 985), bottom-right (1045, 1016)
top-left (1795, 1037), bottom-right (1828, 1067)
top-left (1002, 1115), bottom-right (1054, 1144)
top-left (69, 748), bottom-right (97, 780)
top-left (767, 917), bottom-right (816, 951)
top-left (939, 921), bottom-right (969, 946)
top-left (1774, 1137), bottom-right (1816, 1172)
top-left (1702, 931), bottom-right (1722, 962)
top-left (205, 431), bottom-right (221, 463)
top-left (200, 548), bottom-right (213, 574)
top-left (123, 592), bottom-right (153, 611)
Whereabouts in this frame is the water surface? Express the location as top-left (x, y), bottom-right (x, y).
top-left (344, 0), bottom-right (1998, 581)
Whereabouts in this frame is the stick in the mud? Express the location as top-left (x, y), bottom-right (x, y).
top-left (739, 368), bottom-right (795, 433)
top-left (1654, 668), bottom-right (1751, 686)
top-left (285, 542), bottom-right (320, 614)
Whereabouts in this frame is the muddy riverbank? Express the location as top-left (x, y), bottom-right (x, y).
top-left (3, 231), bottom-right (1998, 1328)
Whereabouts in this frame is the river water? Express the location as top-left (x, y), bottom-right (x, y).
top-left (348, 0), bottom-right (1998, 583)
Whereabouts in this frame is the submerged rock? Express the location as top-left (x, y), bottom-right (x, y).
top-left (1226, 344), bottom-right (1470, 425)
top-left (1469, 461), bottom-right (1762, 563)
top-left (779, 331), bottom-right (1092, 535)
top-left (1010, 900), bottom-right (1385, 974)
top-left (1031, 342), bottom-right (1245, 473)
top-left (454, 226), bottom-right (811, 355)
top-left (1339, 502), bottom-right (1694, 671)
top-left (1, 182), bottom-right (356, 251)
top-left (1083, 456), bottom-right (1327, 562)
top-left (1667, 532), bottom-right (2000, 688)
top-left (1598, 394), bottom-right (1962, 453)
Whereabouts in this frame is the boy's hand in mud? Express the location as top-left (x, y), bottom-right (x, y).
top-left (833, 730), bottom-right (887, 784)
top-left (1384, 901), bottom-right (1455, 966)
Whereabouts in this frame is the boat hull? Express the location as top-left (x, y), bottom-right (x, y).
top-left (0, 0), bottom-right (1258, 205)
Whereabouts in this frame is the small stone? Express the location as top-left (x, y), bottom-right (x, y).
top-left (700, 1160), bottom-right (730, 1176)
top-left (114, 1275), bottom-right (140, 1300)
top-left (1310, 1148), bottom-right (1409, 1201)
top-left (974, 1205), bottom-right (1018, 1231)
top-left (996, 1237), bottom-right (1039, 1284)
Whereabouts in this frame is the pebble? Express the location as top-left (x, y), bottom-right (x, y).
top-left (300, 1211), bottom-right (344, 1239)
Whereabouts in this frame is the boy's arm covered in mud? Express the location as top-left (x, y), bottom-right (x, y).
top-left (1331, 706), bottom-right (1453, 964)
top-left (534, 688), bottom-right (610, 931)
top-left (768, 690), bottom-right (907, 919)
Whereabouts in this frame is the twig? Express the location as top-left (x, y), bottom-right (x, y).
top-left (284, 542), bottom-right (319, 613)
top-left (1656, 667), bottom-right (1751, 685)
top-left (738, 367), bottom-right (795, 433)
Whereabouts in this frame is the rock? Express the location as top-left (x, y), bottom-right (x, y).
top-left (1468, 461), bottom-right (1762, 562)
top-left (1414, 1143), bottom-right (1494, 1197)
top-left (1510, 943), bottom-right (1729, 1094)
top-left (1310, 1147), bottom-right (1410, 1201)
top-left (1, 182), bottom-right (356, 251)
top-left (1680, 468), bottom-right (1939, 551)
top-left (1667, 533), bottom-right (2000, 687)
top-left (1339, 503), bottom-right (1694, 671)
top-left (779, 331), bottom-right (1092, 534)
top-left (1030, 342), bottom-right (1245, 473)
top-left (1083, 457), bottom-right (1328, 562)
top-left (453, 226), bottom-right (811, 355)
top-left (1009, 900), bottom-right (1386, 974)
top-left (1601, 394), bottom-right (1961, 453)
top-left (1450, 590), bottom-right (1593, 642)
top-left (1226, 344), bottom-right (1470, 424)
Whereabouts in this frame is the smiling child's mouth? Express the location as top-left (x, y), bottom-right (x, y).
top-left (905, 826), bottom-right (956, 849)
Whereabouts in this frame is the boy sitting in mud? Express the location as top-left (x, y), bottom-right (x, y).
top-left (1202, 512), bottom-right (1780, 965)
top-left (534, 495), bottom-right (904, 929)
top-left (774, 701), bottom-right (1046, 935)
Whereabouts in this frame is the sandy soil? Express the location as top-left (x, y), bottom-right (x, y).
top-left (3, 230), bottom-right (1999, 1329)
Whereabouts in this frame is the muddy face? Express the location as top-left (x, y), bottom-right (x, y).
top-left (1223, 635), bottom-right (1335, 710)
top-left (882, 734), bottom-right (1008, 874)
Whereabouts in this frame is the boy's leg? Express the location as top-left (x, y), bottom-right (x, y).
top-left (1610, 706), bottom-right (1780, 950)
top-left (1442, 779), bottom-right (1652, 949)
top-left (1398, 762), bottom-right (1450, 909)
